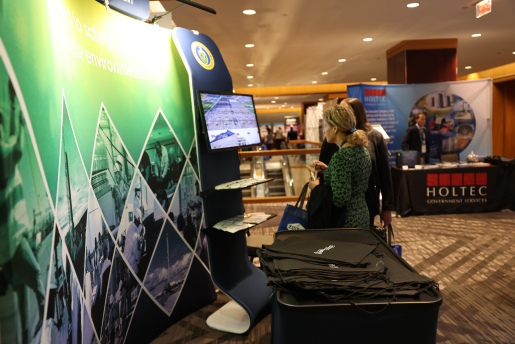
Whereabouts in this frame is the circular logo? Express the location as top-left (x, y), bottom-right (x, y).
top-left (409, 92), bottom-right (476, 158)
top-left (191, 42), bottom-right (214, 70)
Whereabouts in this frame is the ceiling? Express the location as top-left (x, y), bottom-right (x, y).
top-left (155, 0), bottom-right (515, 108)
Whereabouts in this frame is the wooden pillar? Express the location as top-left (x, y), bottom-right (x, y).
top-left (387, 39), bottom-right (458, 84)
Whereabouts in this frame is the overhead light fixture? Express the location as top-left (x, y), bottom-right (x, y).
top-left (363, 38), bottom-right (373, 42)
top-left (248, 84), bottom-right (253, 86)
top-left (245, 44), bottom-right (254, 48)
top-left (322, 72), bottom-right (328, 75)
top-left (319, 98), bottom-right (323, 101)
top-left (312, 81), bottom-right (317, 84)
top-left (243, 9), bottom-right (256, 15)
top-left (284, 103), bottom-right (287, 104)
top-left (271, 101), bottom-right (276, 103)
top-left (465, 66), bottom-right (472, 69)
top-left (407, 3), bottom-right (419, 8)
top-left (371, 78), bottom-right (377, 81)
top-left (246, 64), bottom-right (254, 67)
top-left (471, 33), bottom-right (481, 37)
top-left (291, 106), bottom-right (294, 108)
top-left (247, 76), bottom-right (253, 79)
top-left (232, 89), bottom-right (235, 93)
top-left (274, 97), bottom-right (279, 99)
top-left (338, 59), bottom-right (346, 62)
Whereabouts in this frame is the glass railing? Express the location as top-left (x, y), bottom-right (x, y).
top-left (239, 141), bottom-right (322, 202)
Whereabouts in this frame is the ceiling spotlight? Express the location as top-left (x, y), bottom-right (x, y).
top-left (407, 3), bottom-right (419, 8)
top-left (322, 72), bottom-right (328, 75)
top-left (284, 103), bottom-right (287, 104)
top-left (338, 59), bottom-right (346, 62)
top-left (363, 38), bottom-right (373, 42)
top-left (274, 97), bottom-right (279, 99)
top-left (471, 34), bottom-right (481, 37)
top-left (246, 64), bottom-right (254, 67)
top-left (312, 81), bottom-right (317, 84)
top-left (248, 84), bottom-right (253, 86)
top-left (465, 66), bottom-right (472, 69)
top-left (245, 44), bottom-right (254, 48)
top-left (232, 89), bottom-right (235, 93)
top-left (371, 78), bottom-right (377, 81)
top-left (243, 9), bottom-right (256, 15)
top-left (319, 99), bottom-right (323, 101)
top-left (271, 101), bottom-right (276, 103)
top-left (247, 76), bottom-right (253, 79)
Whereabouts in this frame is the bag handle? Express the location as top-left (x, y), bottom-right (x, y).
top-left (295, 182), bottom-right (310, 209)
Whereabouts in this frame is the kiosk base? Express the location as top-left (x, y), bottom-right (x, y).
top-left (206, 300), bottom-right (250, 334)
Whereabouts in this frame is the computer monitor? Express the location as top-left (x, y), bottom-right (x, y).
top-left (197, 91), bottom-right (262, 152)
top-left (396, 151), bottom-right (419, 168)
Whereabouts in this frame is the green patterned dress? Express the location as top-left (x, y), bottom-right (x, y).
top-left (324, 146), bottom-right (372, 228)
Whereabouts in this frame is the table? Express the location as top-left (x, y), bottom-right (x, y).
top-left (391, 165), bottom-right (515, 216)
top-left (271, 229), bottom-right (442, 344)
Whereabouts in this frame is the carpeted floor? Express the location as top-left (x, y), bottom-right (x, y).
top-left (150, 204), bottom-right (515, 344)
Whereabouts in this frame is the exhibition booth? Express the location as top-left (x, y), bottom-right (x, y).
top-left (3, 1), bottom-right (512, 344)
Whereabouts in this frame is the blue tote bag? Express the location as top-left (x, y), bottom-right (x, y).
top-left (278, 182), bottom-right (309, 231)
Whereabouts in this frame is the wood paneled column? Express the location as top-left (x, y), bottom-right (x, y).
top-left (387, 39), bottom-right (458, 84)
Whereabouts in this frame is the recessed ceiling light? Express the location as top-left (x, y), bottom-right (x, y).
top-left (243, 9), bottom-right (256, 15)
top-left (271, 101), bottom-right (276, 103)
top-left (284, 103), bottom-right (287, 105)
top-left (471, 34), bottom-right (481, 37)
top-left (338, 59), bottom-right (346, 62)
top-left (232, 89), bottom-right (235, 93)
top-left (245, 44), bottom-right (254, 48)
top-left (319, 99), bottom-right (323, 101)
top-left (513, 52), bottom-right (515, 54)
top-left (274, 97), bottom-right (279, 99)
top-left (312, 81), bottom-right (317, 84)
top-left (246, 64), bottom-right (254, 67)
top-left (322, 72), bottom-right (328, 75)
top-left (407, 3), bottom-right (419, 8)
top-left (371, 78), bottom-right (377, 81)
top-left (363, 38), bottom-right (373, 42)
top-left (465, 66), bottom-right (472, 69)
top-left (247, 76), bottom-right (253, 79)
top-left (248, 84), bottom-right (253, 86)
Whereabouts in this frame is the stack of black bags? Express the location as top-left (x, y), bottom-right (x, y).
top-left (257, 236), bottom-right (438, 304)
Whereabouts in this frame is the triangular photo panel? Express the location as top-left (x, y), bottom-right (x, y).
top-left (99, 248), bottom-right (141, 344)
top-left (0, 48), bottom-right (56, 344)
top-left (168, 161), bottom-right (203, 251)
top-left (84, 186), bottom-right (115, 337)
top-left (90, 106), bottom-right (136, 234)
top-left (115, 170), bottom-right (167, 282)
top-left (56, 95), bottom-right (90, 289)
top-left (42, 230), bottom-right (83, 344)
top-left (142, 219), bottom-right (194, 315)
top-left (82, 303), bottom-right (99, 344)
top-left (136, 111), bottom-right (187, 218)
top-left (194, 217), bottom-right (210, 271)
top-left (187, 137), bottom-right (199, 179)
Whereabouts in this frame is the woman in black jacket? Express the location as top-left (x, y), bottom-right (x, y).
top-left (316, 98), bottom-right (394, 226)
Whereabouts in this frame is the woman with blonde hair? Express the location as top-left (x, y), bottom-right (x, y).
top-left (309, 105), bottom-right (372, 228)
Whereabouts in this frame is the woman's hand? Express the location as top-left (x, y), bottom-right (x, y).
top-left (308, 179), bottom-right (320, 190)
top-left (313, 161), bottom-right (328, 174)
top-left (381, 210), bottom-right (392, 227)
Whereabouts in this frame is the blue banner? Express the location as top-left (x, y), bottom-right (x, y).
top-left (348, 80), bottom-right (492, 165)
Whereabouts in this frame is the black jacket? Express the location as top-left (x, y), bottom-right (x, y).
top-left (401, 125), bottom-right (430, 157)
top-left (307, 184), bottom-right (345, 229)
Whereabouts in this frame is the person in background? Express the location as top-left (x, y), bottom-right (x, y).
top-left (342, 98), bottom-right (395, 227)
top-left (265, 126), bottom-right (273, 150)
top-left (274, 126), bottom-right (284, 149)
top-left (309, 105), bottom-right (372, 228)
top-left (155, 141), bottom-right (169, 186)
top-left (401, 113), bottom-right (430, 163)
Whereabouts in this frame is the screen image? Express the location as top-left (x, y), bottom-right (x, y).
top-left (198, 92), bottom-right (261, 151)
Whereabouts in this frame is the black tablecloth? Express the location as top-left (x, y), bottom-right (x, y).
top-left (392, 165), bottom-right (515, 216)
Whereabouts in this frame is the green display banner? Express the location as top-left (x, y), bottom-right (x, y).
top-left (0, 1), bottom-right (214, 344)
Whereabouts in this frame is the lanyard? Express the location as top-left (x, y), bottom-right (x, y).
top-left (339, 140), bottom-right (347, 149)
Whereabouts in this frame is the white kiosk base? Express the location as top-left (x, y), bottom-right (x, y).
top-left (206, 300), bottom-right (250, 334)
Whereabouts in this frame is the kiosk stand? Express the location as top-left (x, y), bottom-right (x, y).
top-left (172, 28), bottom-right (273, 334)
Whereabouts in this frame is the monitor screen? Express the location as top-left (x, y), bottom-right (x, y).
top-left (197, 91), bottom-right (261, 152)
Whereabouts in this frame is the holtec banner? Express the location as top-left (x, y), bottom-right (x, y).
top-left (348, 80), bottom-right (492, 164)
top-left (0, 1), bottom-right (214, 344)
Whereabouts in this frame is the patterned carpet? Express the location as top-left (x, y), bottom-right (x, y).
top-left (151, 204), bottom-right (515, 344)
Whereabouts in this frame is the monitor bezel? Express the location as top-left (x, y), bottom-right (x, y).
top-left (197, 90), bottom-right (262, 153)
